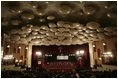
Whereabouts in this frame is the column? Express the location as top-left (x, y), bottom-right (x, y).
top-left (27, 44), bottom-right (32, 68)
top-left (89, 42), bottom-right (95, 68)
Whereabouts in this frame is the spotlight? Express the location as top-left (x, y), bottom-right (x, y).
top-left (93, 45), bottom-right (95, 47)
top-left (80, 50), bottom-right (84, 55)
top-left (76, 51), bottom-right (80, 55)
top-left (36, 51), bottom-right (42, 56)
top-left (7, 45), bottom-right (10, 48)
top-left (110, 54), bottom-right (113, 57)
top-left (99, 57), bottom-right (102, 60)
top-left (25, 47), bottom-right (28, 49)
top-left (19, 60), bottom-right (23, 62)
top-left (107, 52), bottom-right (111, 55)
top-left (76, 50), bottom-right (84, 56)
top-left (15, 59), bottom-right (18, 62)
top-left (18, 46), bottom-right (21, 49)
top-left (103, 43), bottom-right (106, 46)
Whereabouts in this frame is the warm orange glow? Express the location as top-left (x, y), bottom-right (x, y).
top-left (15, 59), bottom-right (18, 62)
top-left (93, 45), bottom-right (95, 47)
top-left (103, 43), bottom-right (106, 46)
top-left (18, 46), bottom-right (21, 49)
top-left (25, 47), bottom-right (28, 49)
top-left (76, 50), bottom-right (84, 56)
top-left (7, 45), bottom-right (10, 48)
top-left (36, 51), bottom-right (42, 56)
top-left (80, 50), bottom-right (84, 55)
top-left (99, 57), bottom-right (102, 60)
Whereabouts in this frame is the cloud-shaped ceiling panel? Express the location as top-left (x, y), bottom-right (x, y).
top-left (2, 1), bottom-right (117, 46)
top-left (58, 5), bottom-right (72, 15)
top-left (47, 16), bottom-right (55, 20)
top-left (11, 19), bottom-right (21, 26)
top-left (7, 20), bottom-right (116, 45)
top-left (21, 10), bottom-right (35, 20)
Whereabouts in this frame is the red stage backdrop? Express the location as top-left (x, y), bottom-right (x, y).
top-left (32, 43), bottom-right (90, 70)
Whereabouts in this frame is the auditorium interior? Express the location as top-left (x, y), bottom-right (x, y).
top-left (1, 1), bottom-right (117, 78)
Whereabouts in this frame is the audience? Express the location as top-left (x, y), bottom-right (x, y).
top-left (1, 68), bottom-right (117, 78)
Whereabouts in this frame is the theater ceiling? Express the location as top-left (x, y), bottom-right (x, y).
top-left (1, 1), bottom-right (117, 45)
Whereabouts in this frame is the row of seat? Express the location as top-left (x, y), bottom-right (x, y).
top-left (46, 62), bottom-right (75, 69)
